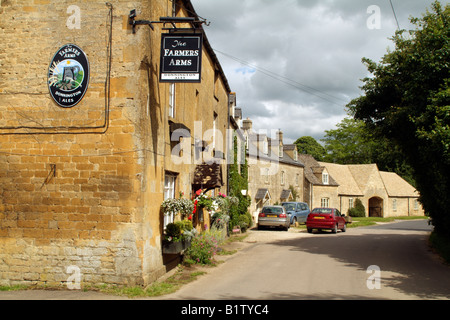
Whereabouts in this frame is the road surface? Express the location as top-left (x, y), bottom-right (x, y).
top-left (163, 220), bottom-right (450, 300)
top-left (1, 220), bottom-right (449, 300)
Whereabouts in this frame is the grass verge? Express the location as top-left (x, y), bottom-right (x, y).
top-left (92, 266), bottom-right (206, 298)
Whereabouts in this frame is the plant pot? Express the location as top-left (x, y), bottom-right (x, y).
top-left (162, 239), bottom-right (191, 254)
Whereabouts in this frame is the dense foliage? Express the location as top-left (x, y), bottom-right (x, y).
top-left (348, 1), bottom-right (450, 237)
top-left (228, 136), bottom-right (251, 231)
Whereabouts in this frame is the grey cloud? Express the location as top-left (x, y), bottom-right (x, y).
top-left (191, 0), bottom-right (435, 141)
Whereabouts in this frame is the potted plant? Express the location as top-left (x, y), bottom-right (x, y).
top-left (162, 220), bottom-right (197, 254)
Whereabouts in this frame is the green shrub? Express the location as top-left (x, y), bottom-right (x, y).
top-left (348, 198), bottom-right (366, 217)
top-left (165, 223), bottom-right (182, 241)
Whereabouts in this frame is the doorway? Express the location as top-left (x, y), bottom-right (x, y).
top-left (369, 197), bottom-right (383, 217)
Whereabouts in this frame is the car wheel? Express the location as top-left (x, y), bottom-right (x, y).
top-left (292, 217), bottom-right (297, 226)
top-left (307, 228), bottom-right (313, 233)
top-left (332, 224), bottom-right (338, 234)
top-left (341, 223), bottom-right (347, 232)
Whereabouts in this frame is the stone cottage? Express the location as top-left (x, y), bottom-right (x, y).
top-left (0, 0), bottom-right (233, 287)
top-left (238, 118), bottom-right (305, 222)
top-left (319, 162), bottom-right (425, 217)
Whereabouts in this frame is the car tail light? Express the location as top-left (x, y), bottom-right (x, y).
top-left (279, 213), bottom-right (287, 218)
top-left (259, 212), bottom-right (265, 218)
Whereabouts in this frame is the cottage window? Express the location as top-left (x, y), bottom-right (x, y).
top-left (322, 172), bottom-right (329, 185)
top-left (321, 198), bottom-right (329, 207)
top-left (414, 200), bottom-right (419, 211)
top-left (393, 199), bottom-right (397, 211)
top-left (281, 171), bottom-right (285, 185)
top-left (349, 198), bottom-right (354, 209)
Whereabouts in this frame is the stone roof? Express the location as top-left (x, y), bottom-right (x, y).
top-left (379, 171), bottom-right (420, 198)
top-left (299, 154), bottom-right (338, 186)
top-left (255, 188), bottom-right (270, 200)
top-left (318, 162), bottom-right (364, 196)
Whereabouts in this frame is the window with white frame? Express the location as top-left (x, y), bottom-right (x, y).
top-left (322, 172), bottom-right (329, 185)
top-left (164, 174), bottom-right (176, 228)
top-left (321, 198), bottom-right (329, 207)
top-left (414, 199), bottom-right (419, 211)
top-left (169, 83), bottom-right (175, 118)
top-left (349, 198), bottom-right (354, 209)
top-left (393, 199), bottom-right (397, 211)
top-left (281, 171), bottom-right (285, 185)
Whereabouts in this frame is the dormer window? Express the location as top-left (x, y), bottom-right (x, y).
top-left (322, 172), bottom-right (329, 185)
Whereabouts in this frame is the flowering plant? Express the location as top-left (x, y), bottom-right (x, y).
top-left (193, 189), bottom-right (219, 213)
top-left (161, 194), bottom-right (194, 219)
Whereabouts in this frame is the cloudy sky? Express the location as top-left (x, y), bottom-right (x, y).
top-left (190, 0), bottom-right (435, 143)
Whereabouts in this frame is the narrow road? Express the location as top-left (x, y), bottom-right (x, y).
top-left (1, 220), bottom-right (449, 300)
top-left (163, 220), bottom-right (450, 300)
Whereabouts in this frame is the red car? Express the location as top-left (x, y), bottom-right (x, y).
top-left (306, 208), bottom-right (347, 234)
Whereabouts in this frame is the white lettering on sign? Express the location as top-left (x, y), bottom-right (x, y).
top-left (66, 5), bottom-right (81, 30)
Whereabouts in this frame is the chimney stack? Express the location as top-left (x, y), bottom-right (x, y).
top-left (277, 129), bottom-right (283, 143)
top-left (242, 118), bottom-right (253, 131)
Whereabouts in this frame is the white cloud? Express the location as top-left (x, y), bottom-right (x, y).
top-left (190, 0), bottom-right (434, 141)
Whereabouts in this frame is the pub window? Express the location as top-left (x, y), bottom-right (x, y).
top-left (164, 173), bottom-right (177, 228)
top-left (169, 83), bottom-right (175, 118)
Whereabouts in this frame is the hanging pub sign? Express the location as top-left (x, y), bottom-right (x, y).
top-left (160, 33), bottom-right (203, 83)
top-left (48, 44), bottom-right (90, 108)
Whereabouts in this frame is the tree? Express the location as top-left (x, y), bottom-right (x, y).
top-left (348, 1), bottom-right (450, 237)
top-left (294, 136), bottom-right (326, 160)
top-left (322, 118), bottom-right (375, 164)
top-left (322, 117), bottom-right (417, 186)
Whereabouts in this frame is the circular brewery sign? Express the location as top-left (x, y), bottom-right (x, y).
top-left (48, 44), bottom-right (89, 108)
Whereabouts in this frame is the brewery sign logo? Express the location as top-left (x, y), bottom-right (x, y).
top-left (48, 44), bottom-right (89, 108)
